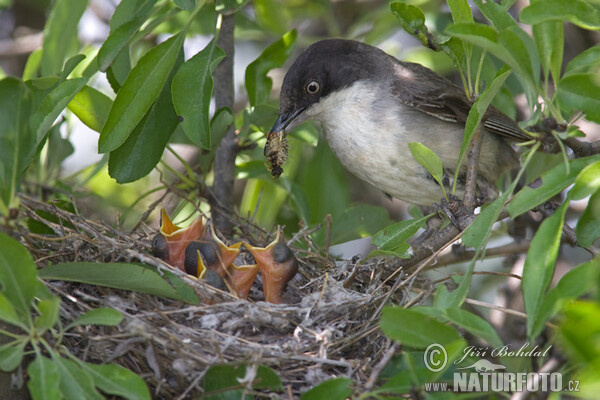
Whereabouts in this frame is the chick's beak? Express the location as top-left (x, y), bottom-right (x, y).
top-left (191, 250), bottom-right (227, 291)
top-left (246, 230), bottom-right (298, 303)
top-left (227, 264), bottom-right (259, 299)
top-left (152, 209), bottom-right (204, 271)
top-left (203, 223), bottom-right (242, 277)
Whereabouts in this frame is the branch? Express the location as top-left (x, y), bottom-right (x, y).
top-left (564, 137), bottom-right (600, 158)
top-left (463, 127), bottom-right (483, 210)
top-left (211, 14), bottom-right (237, 236)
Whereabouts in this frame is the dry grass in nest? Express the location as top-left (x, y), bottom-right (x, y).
top-left (15, 195), bottom-right (431, 398)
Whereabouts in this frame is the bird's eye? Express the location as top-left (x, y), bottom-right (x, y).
top-left (306, 81), bottom-right (320, 94)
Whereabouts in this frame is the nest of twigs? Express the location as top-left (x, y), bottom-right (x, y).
top-left (16, 195), bottom-right (428, 398)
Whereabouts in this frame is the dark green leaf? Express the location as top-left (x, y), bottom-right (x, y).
top-left (98, 0), bottom-right (158, 71)
top-left (67, 85), bottom-right (112, 133)
top-left (473, 0), bottom-right (516, 29)
top-left (532, 259), bottom-right (600, 338)
top-left (174, 0), bottom-right (195, 10)
top-left (67, 308), bottom-right (123, 329)
top-left (99, 33), bottom-right (184, 153)
top-left (106, 49), bottom-right (132, 92)
top-left (372, 215), bottom-right (429, 251)
top-left (82, 363), bottom-right (151, 400)
top-left (245, 30), bottom-right (297, 107)
top-left (38, 262), bottom-right (200, 305)
top-left (462, 189), bottom-right (511, 249)
top-left (109, 50), bottom-right (183, 183)
top-left (198, 107), bottom-right (234, 173)
top-left (300, 377), bottom-right (352, 400)
top-left (35, 297), bottom-right (60, 332)
top-left (381, 307), bottom-right (462, 348)
top-left (520, 0), bottom-right (600, 30)
top-left (53, 356), bottom-right (104, 400)
top-left (523, 200), bottom-right (568, 338)
top-left (408, 142), bottom-right (445, 192)
top-left (27, 355), bottom-right (61, 400)
top-left (576, 191), bottom-right (600, 247)
top-left (171, 38), bottom-right (225, 149)
top-left (532, 16), bottom-right (563, 83)
top-left (40, 0), bottom-right (89, 76)
top-left (390, 2), bottom-right (431, 50)
top-left (59, 54), bottom-right (86, 83)
top-left (30, 77), bottom-right (87, 141)
top-left (0, 341), bottom-right (25, 372)
top-left (508, 155), bottom-right (600, 217)
top-left (557, 73), bottom-right (600, 124)
top-left (202, 364), bottom-right (281, 398)
top-left (0, 232), bottom-right (38, 318)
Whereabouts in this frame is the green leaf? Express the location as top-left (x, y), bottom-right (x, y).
top-left (198, 107), bottom-right (234, 173)
top-left (531, 259), bottom-right (600, 338)
top-left (216, 0), bottom-right (251, 12)
top-left (0, 293), bottom-right (24, 327)
top-left (59, 54), bottom-right (86, 83)
top-left (301, 377), bottom-right (353, 400)
top-left (558, 301), bottom-right (600, 363)
top-left (30, 77), bottom-right (87, 141)
top-left (0, 232), bottom-right (38, 318)
top-left (0, 78), bottom-right (34, 210)
top-left (372, 215), bottom-right (430, 251)
top-left (171, 38), bottom-right (225, 149)
top-left (329, 204), bottom-right (394, 246)
top-left (0, 341), bottom-right (25, 372)
top-left (99, 33), bottom-right (184, 153)
top-left (67, 308), bottom-right (123, 330)
top-left (109, 50), bottom-right (183, 183)
top-left (27, 355), bottom-right (61, 400)
top-left (35, 297), bottom-right (60, 332)
top-left (174, 0), bottom-right (195, 9)
top-left (98, 0), bottom-right (158, 71)
top-left (67, 85), bottom-right (112, 133)
top-left (408, 142), bottom-right (446, 194)
top-left (508, 155), bottom-right (600, 217)
top-left (40, 0), bottom-right (89, 76)
top-left (557, 73), bottom-right (600, 124)
top-left (523, 200), bottom-right (568, 338)
top-left (38, 262), bottom-right (200, 305)
top-left (571, 160), bottom-right (600, 200)
top-left (462, 189), bottom-right (510, 249)
top-left (82, 363), bottom-right (150, 400)
top-left (202, 365), bottom-right (282, 398)
top-left (245, 30), bottom-right (297, 107)
top-left (254, 0), bottom-right (289, 34)
top-left (473, 0), bottom-right (517, 29)
top-left (563, 45), bottom-right (600, 77)
top-left (447, 0), bottom-right (474, 23)
top-left (390, 2), bottom-right (431, 50)
top-left (23, 49), bottom-right (42, 80)
top-left (381, 307), bottom-right (462, 348)
top-left (577, 191), bottom-right (600, 247)
top-left (53, 356), bottom-right (104, 400)
top-left (520, 0), bottom-right (600, 30)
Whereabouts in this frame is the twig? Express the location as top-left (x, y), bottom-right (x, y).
top-left (433, 241), bottom-right (531, 267)
top-left (364, 340), bottom-right (398, 390)
top-left (509, 357), bottom-right (563, 400)
top-left (564, 137), bottom-right (600, 158)
top-left (463, 127), bottom-right (483, 210)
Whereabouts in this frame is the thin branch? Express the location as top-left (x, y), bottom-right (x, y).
top-left (463, 127), bottom-right (483, 210)
top-left (564, 137), bottom-right (600, 158)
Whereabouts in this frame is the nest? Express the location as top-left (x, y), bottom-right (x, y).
top-left (16, 195), bottom-right (429, 398)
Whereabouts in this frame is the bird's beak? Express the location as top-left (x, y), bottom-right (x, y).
top-left (227, 264), bottom-right (259, 299)
top-left (269, 107), bottom-right (306, 135)
top-left (152, 209), bottom-right (204, 271)
top-left (245, 229), bottom-right (299, 303)
top-left (192, 250), bottom-right (226, 291)
top-left (203, 223), bottom-right (243, 277)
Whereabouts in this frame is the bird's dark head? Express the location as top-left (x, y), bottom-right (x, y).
top-left (271, 39), bottom-right (391, 134)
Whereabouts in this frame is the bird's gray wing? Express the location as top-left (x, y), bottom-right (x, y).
top-left (391, 60), bottom-right (532, 142)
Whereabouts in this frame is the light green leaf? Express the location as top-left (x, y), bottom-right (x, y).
top-left (408, 142), bottom-right (446, 194)
top-left (67, 308), bottom-right (123, 330)
top-left (30, 77), bottom-right (87, 141)
top-left (171, 38), bottom-right (225, 149)
top-left (53, 356), bottom-right (104, 400)
top-left (301, 377), bottom-right (352, 400)
top-left (82, 363), bottom-right (150, 400)
top-left (67, 85), bottom-right (112, 133)
top-left (329, 204), bottom-right (394, 246)
top-left (529, 0), bottom-right (564, 83)
top-left (59, 54), bottom-right (86, 83)
top-left (0, 232), bottom-right (38, 318)
top-left (462, 189), bottom-right (511, 249)
top-left (174, 0), bottom-right (195, 9)
top-left (520, 0), bottom-right (600, 30)
top-left (532, 259), bottom-right (600, 338)
top-left (99, 33), bottom-right (184, 153)
top-left (576, 191), bottom-right (600, 247)
top-left (508, 155), bottom-right (600, 217)
top-left (372, 215), bottom-right (430, 251)
top-left (447, 0), bottom-right (474, 23)
top-left (557, 73), bottom-right (600, 124)
top-left (0, 341), bottom-right (25, 372)
top-left (38, 262), bottom-right (200, 305)
top-left (35, 297), bottom-right (60, 332)
top-left (0, 293), bottom-right (24, 328)
top-left (523, 200), bottom-right (569, 338)
top-left (40, 0), bottom-right (89, 76)
top-left (390, 2), bottom-right (431, 50)
top-left (563, 45), bottom-right (600, 77)
top-left (381, 306), bottom-right (462, 348)
top-left (571, 160), bottom-right (600, 200)
top-left (245, 30), bottom-right (297, 107)
top-left (27, 355), bottom-right (61, 400)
